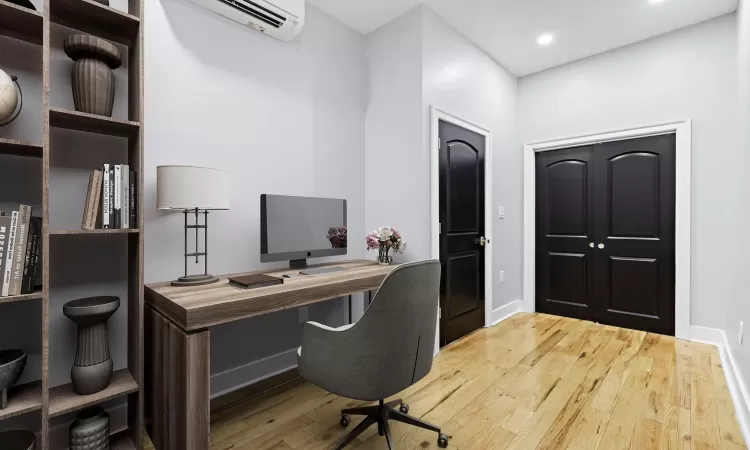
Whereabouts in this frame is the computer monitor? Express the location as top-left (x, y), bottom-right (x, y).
top-left (260, 194), bottom-right (347, 268)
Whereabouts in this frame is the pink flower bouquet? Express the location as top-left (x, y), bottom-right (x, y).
top-left (366, 227), bottom-right (406, 265)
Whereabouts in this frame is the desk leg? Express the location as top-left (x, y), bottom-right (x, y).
top-left (348, 295), bottom-right (352, 324)
top-left (146, 306), bottom-right (210, 450)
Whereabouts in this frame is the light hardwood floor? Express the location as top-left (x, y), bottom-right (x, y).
top-left (147, 313), bottom-right (748, 449)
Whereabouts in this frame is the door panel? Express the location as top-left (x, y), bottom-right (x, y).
top-left (593, 135), bottom-right (676, 335)
top-left (439, 120), bottom-right (486, 347)
top-left (535, 146), bottom-right (595, 321)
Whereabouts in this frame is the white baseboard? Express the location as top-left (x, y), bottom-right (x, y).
top-left (490, 300), bottom-right (522, 326)
top-left (211, 348), bottom-right (298, 399)
top-left (690, 325), bottom-right (725, 346)
top-left (690, 326), bottom-right (750, 444)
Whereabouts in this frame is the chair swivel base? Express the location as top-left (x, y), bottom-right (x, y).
top-left (335, 399), bottom-right (449, 450)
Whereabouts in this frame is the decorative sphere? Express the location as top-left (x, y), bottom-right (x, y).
top-left (0, 70), bottom-right (19, 124)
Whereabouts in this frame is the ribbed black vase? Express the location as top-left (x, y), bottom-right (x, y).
top-left (70, 407), bottom-right (110, 450)
top-left (63, 297), bottom-right (120, 395)
top-left (63, 35), bottom-right (121, 117)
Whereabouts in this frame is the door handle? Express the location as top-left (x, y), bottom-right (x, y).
top-left (477, 237), bottom-right (490, 247)
top-left (589, 242), bottom-right (594, 248)
top-left (598, 243), bottom-right (605, 249)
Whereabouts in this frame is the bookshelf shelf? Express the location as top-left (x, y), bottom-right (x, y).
top-left (50, 108), bottom-right (140, 138)
top-left (49, 368), bottom-right (138, 418)
top-left (50, 0), bottom-right (140, 46)
top-left (0, 0), bottom-right (43, 45)
top-left (50, 228), bottom-right (139, 235)
top-left (0, 381), bottom-right (42, 421)
top-left (0, 291), bottom-right (43, 305)
top-left (0, 138), bottom-right (43, 158)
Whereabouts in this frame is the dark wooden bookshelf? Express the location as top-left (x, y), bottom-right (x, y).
top-left (50, 0), bottom-right (140, 46)
top-left (0, 137), bottom-right (43, 158)
top-left (0, 0), bottom-right (145, 448)
top-left (0, 381), bottom-right (42, 421)
top-left (49, 369), bottom-right (138, 418)
top-left (0, 0), bottom-right (43, 45)
top-left (50, 107), bottom-right (140, 138)
top-left (0, 291), bottom-right (43, 305)
top-left (50, 228), bottom-right (139, 235)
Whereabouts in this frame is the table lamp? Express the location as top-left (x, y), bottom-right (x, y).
top-left (157, 165), bottom-right (230, 287)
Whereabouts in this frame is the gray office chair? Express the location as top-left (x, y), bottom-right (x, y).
top-left (297, 260), bottom-right (448, 449)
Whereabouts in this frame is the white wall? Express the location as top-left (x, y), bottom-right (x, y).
top-left (518, 14), bottom-right (738, 330)
top-left (723, 0), bottom-right (750, 431)
top-left (144, 0), bottom-right (367, 395)
top-left (364, 7), bottom-right (425, 259)
top-left (421, 8), bottom-right (520, 312)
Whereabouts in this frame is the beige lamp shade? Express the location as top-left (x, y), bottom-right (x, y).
top-left (157, 165), bottom-right (231, 210)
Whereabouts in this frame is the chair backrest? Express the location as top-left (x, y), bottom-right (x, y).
top-left (347, 260), bottom-right (441, 399)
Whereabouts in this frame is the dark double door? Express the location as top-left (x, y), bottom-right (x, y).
top-left (535, 135), bottom-right (676, 335)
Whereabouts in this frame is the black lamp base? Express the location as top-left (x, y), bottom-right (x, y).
top-left (171, 274), bottom-right (219, 287)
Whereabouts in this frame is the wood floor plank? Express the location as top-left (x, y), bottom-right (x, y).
top-left (153, 314), bottom-right (747, 450)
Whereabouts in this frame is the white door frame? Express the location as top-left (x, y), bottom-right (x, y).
top-left (522, 119), bottom-right (692, 340)
top-left (430, 106), bottom-right (494, 353)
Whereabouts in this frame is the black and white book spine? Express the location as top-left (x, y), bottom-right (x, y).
top-left (0, 214), bottom-right (10, 294)
top-left (129, 170), bottom-right (136, 228)
top-left (9, 205), bottom-right (31, 296)
top-left (114, 164), bottom-right (122, 228)
top-left (122, 164), bottom-right (129, 229)
top-left (109, 165), bottom-right (115, 228)
top-left (21, 216), bottom-right (41, 294)
top-left (2, 211), bottom-right (18, 296)
top-left (102, 164), bottom-right (111, 229)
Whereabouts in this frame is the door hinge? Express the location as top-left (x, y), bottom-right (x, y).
top-left (439, 307), bottom-right (442, 319)
top-left (438, 138), bottom-right (442, 148)
top-left (439, 222), bottom-right (442, 234)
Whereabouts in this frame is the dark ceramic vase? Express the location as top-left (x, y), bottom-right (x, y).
top-left (0, 350), bottom-right (27, 410)
top-left (0, 430), bottom-right (35, 450)
top-left (63, 296), bottom-right (120, 395)
top-left (70, 407), bottom-right (110, 450)
top-left (63, 35), bottom-right (121, 117)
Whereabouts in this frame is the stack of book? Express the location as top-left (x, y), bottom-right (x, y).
top-left (0, 205), bottom-right (41, 297)
top-left (81, 164), bottom-right (137, 230)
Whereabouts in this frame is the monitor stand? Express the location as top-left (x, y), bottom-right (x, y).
top-left (289, 259), bottom-right (308, 269)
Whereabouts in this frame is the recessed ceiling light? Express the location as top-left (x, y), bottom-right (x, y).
top-left (537, 33), bottom-right (555, 46)
top-left (649, 0), bottom-right (668, 4)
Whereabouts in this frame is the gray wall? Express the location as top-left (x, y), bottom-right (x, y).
top-left (143, 0), bottom-right (367, 395)
top-left (723, 0), bottom-right (750, 431)
top-left (518, 14), bottom-right (738, 330)
top-left (421, 7), bottom-right (520, 313)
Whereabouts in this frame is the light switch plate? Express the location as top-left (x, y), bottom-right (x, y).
top-left (499, 271), bottom-right (505, 283)
top-left (498, 206), bottom-right (505, 219)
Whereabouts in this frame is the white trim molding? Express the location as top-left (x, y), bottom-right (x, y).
top-left (430, 106), bottom-right (494, 336)
top-left (523, 119), bottom-right (692, 340)
top-left (691, 327), bottom-right (750, 444)
top-left (491, 301), bottom-right (523, 326)
top-left (210, 348), bottom-right (298, 399)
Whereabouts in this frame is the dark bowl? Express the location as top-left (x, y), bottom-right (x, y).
top-left (0, 350), bottom-right (27, 392)
top-left (63, 296), bottom-right (120, 327)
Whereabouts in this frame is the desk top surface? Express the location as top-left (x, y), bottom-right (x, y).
top-left (145, 259), bottom-right (396, 331)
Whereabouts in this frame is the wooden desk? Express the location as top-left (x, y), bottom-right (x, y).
top-left (144, 259), bottom-right (394, 450)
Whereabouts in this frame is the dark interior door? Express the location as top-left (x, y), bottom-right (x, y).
top-left (439, 120), bottom-right (486, 347)
top-left (535, 135), bottom-right (676, 335)
top-left (535, 145), bottom-right (596, 322)
top-left (592, 135), bottom-right (676, 335)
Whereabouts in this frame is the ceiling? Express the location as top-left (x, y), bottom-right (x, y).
top-left (307, 0), bottom-right (738, 76)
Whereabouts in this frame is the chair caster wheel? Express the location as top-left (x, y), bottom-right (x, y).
top-left (399, 403), bottom-right (409, 414)
top-left (340, 415), bottom-right (351, 427)
top-left (438, 433), bottom-right (449, 448)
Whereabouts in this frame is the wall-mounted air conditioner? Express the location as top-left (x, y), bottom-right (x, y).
top-left (186, 0), bottom-right (305, 42)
